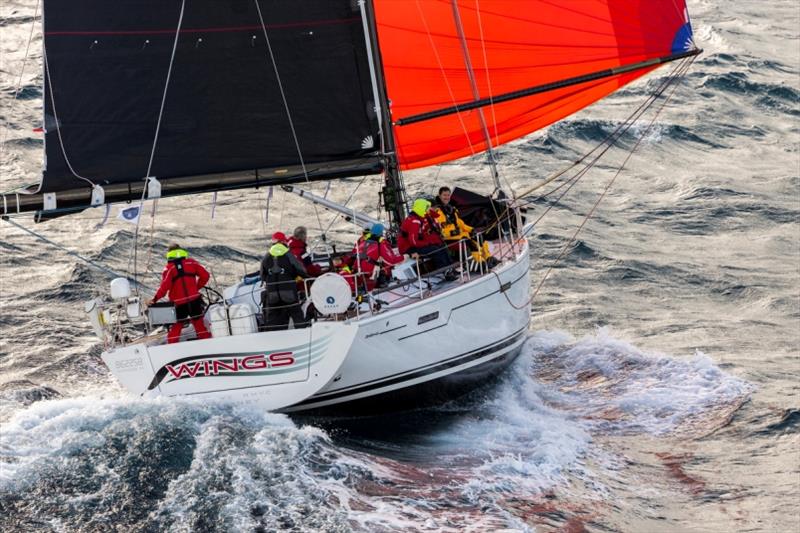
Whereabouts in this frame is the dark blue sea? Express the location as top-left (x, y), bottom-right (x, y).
top-left (1, 1), bottom-right (798, 531)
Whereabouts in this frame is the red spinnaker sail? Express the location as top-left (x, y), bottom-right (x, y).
top-left (373, 0), bottom-right (695, 170)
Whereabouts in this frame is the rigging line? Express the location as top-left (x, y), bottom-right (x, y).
top-left (278, 185), bottom-right (287, 229)
top-left (308, 175), bottom-right (368, 254)
top-left (253, 0), bottom-right (325, 232)
top-left (144, 1), bottom-right (185, 178)
top-left (259, 187), bottom-right (270, 239)
top-left (521, 63), bottom-right (688, 221)
top-left (450, 0), bottom-right (501, 192)
top-left (0, 0), bottom-right (40, 161)
top-left (521, 57), bottom-right (694, 309)
top-left (42, 45), bottom-right (96, 188)
top-left (130, 0), bottom-right (186, 291)
top-left (414, 0), bottom-right (476, 156)
top-left (479, 57), bottom-right (692, 238)
top-left (2, 216), bottom-right (156, 293)
top-left (473, 0), bottom-right (499, 147)
top-left (143, 199), bottom-right (159, 274)
top-left (431, 165), bottom-right (444, 192)
top-left (473, 0), bottom-right (517, 198)
top-left (513, 55), bottom-right (690, 201)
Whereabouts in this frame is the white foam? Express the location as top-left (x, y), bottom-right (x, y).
top-left (0, 329), bottom-right (753, 531)
top-left (524, 328), bottom-right (754, 437)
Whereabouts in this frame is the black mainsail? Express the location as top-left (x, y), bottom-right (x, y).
top-left (6, 0), bottom-right (383, 215)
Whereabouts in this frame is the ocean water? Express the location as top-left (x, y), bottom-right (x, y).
top-left (1, 1), bottom-right (798, 531)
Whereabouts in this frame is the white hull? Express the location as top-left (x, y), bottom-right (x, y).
top-left (286, 245), bottom-right (530, 414)
top-left (101, 237), bottom-right (531, 414)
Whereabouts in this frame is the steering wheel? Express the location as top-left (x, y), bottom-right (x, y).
top-left (202, 286), bottom-right (224, 305)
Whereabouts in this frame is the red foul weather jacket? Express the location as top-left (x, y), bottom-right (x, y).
top-left (153, 258), bottom-right (210, 305)
top-left (287, 236), bottom-right (322, 276)
top-left (398, 213), bottom-right (443, 254)
top-left (355, 237), bottom-right (405, 276)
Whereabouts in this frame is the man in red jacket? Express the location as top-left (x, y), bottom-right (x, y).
top-left (287, 226), bottom-right (322, 277)
top-left (398, 199), bottom-right (453, 274)
top-left (147, 244), bottom-right (212, 343)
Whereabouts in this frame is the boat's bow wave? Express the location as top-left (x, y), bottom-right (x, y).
top-left (0, 330), bottom-right (752, 531)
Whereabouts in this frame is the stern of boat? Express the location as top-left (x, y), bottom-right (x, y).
top-left (101, 321), bottom-right (358, 410)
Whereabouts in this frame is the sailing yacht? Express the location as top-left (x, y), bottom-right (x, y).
top-left (1, 1), bottom-right (698, 415)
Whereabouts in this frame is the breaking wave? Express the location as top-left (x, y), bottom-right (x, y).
top-left (0, 330), bottom-right (752, 532)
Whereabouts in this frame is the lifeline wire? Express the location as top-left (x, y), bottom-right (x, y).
top-left (129, 0), bottom-right (186, 292)
top-left (2, 216), bottom-right (155, 292)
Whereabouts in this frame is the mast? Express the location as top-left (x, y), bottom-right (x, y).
top-left (359, 0), bottom-right (407, 230)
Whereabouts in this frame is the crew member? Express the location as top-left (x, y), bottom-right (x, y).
top-left (354, 223), bottom-right (407, 289)
top-left (432, 186), bottom-right (496, 269)
top-left (332, 258), bottom-right (358, 293)
top-left (287, 226), bottom-right (322, 277)
top-left (260, 232), bottom-right (309, 331)
top-left (398, 198), bottom-right (454, 275)
top-left (148, 244), bottom-right (211, 344)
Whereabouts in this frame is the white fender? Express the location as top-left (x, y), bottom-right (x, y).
top-left (85, 298), bottom-right (110, 342)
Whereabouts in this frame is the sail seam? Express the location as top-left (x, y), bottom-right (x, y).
top-left (449, 0), bottom-right (501, 192)
top-left (413, 0), bottom-right (475, 156)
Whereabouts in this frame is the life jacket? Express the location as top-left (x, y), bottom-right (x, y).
top-left (432, 204), bottom-right (472, 241)
top-left (262, 243), bottom-right (302, 304)
top-left (338, 265), bottom-right (359, 292)
top-left (398, 213), bottom-right (441, 253)
top-left (355, 236), bottom-right (404, 276)
top-left (287, 236), bottom-right (308, 262)
top-left (287, 236), bottom-right (321, 276)
top-left (153, 257), bottom-right (210, 305)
